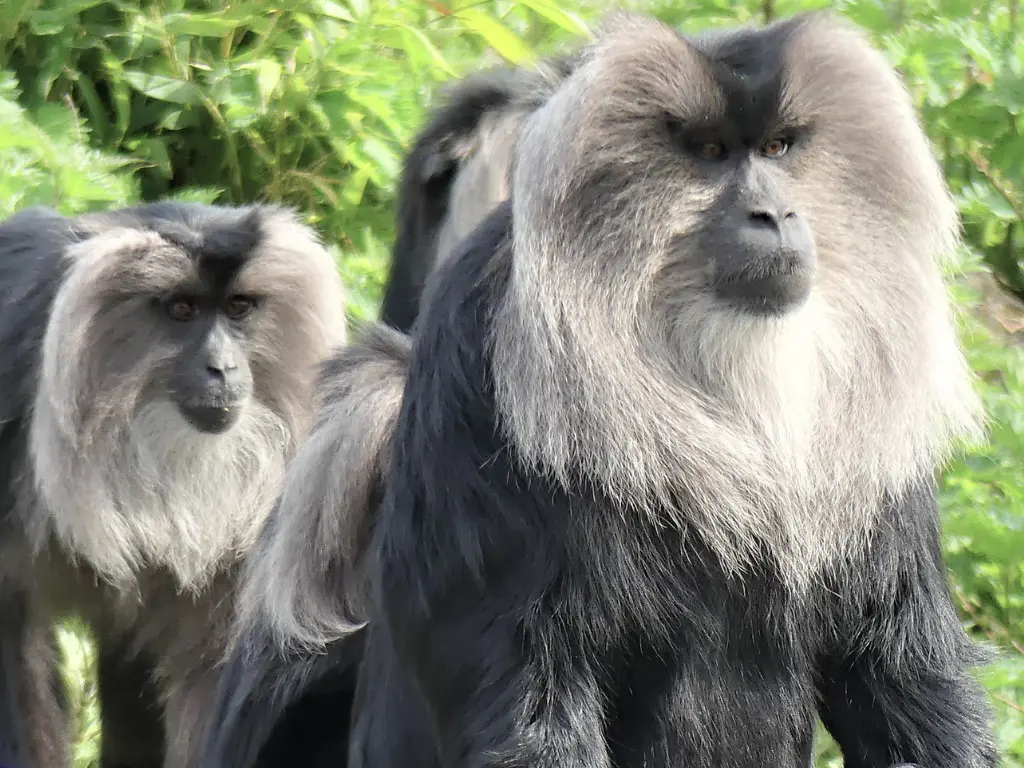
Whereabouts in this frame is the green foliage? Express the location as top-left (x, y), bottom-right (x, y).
top-left (57, 620), bottom-right (101, 768)
top-left (0, 0), bottom-right (590, 314)
top-left (850, 0), bottom-right (1024, 302)
top-left (0, 69), bottom-right (136, 217)
top-left (0, 0), bottom-right (1023, 766)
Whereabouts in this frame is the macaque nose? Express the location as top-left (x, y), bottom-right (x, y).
top-left (206, 359), bottom-right (238, 381)
top-left (748, 206), bottom-right (794, 229)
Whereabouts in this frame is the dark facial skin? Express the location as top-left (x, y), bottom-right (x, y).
top-left (164, 292), bottom-right (257, 433)
top-left (670, 123), bottom-right (817, 317)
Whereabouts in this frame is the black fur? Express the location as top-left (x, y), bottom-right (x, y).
top-left (0, 586), bottom-right (68, 768)
top-left (95, 640), bottom-right (166, 768)
top-left (200, 630), bottom-right (365, 768)
top-left (0, 591), bottom-right (46, 768)
top-left (350, 200), bottom-right (997, 767)
top-left (0, 208), bottom-right (77, 421)
top-left (0, 208), bottom-right (77, 768)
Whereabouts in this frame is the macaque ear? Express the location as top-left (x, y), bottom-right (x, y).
top-left (417, 133), bottom-right (478, 184)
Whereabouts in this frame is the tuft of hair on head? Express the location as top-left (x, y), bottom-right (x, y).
top-left (380, 55), bottom-right (578, 332)
top-left (490, 11), bottom-right (985, 590)
top-left (26, 202), bottom-right (349, 593)
top-left (233, 322), bottom-right (410, 654)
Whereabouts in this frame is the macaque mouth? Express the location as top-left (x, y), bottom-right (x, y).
top-left (713, 250), bottom-right (813, 316)
top-left (178, 399), bottom-right (245, 434)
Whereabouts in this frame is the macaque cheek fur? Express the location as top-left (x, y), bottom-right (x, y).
top-left (0, 201), bottom-right (347, 768)
top-left (345, 10), bottom-right (997, 768)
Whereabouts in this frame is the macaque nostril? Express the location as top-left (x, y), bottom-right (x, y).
top-left (749, 209), bottom-right (779, 227)
top-left (206, 359), bottom-right (239, 379)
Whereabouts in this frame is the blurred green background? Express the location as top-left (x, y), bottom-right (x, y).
top-left (1, 0), bottom-right (1023, 765)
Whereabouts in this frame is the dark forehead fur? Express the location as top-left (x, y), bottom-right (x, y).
top-left (686, 15), bottom-right (811, 141)
top-left (548, 9), bottom-right (936, 235)
top-left (578, 12), bottom-right (849, 151)
top-left (81, 201), bottom-right (267, 289)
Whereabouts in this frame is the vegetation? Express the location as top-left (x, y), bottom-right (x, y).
top-left (1, 0), bottom-right (1022, 764)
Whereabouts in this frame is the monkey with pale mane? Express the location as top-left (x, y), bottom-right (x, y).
top-left (198, 59), bottom-right (575, 768)
top-left (225, 10), bottom-right (995, 768)
top-left (380, 54), bottom-right (576, 333)
top-left (0, 201), bottom-right (347, 768)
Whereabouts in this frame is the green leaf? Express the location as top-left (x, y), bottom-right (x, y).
top-left (340, 165), bottom-right (370, 206)
top-left (157, 108), bottom-right (201, 131)
top-left (991, 73), bottom-right (1024, 116)
top-left (72, 74), bottom-right (110, 145)
top-left (243, 59), bottom-right (284, 108)
top-left (312, 0), bottom-right (355, 21)
top-left (26, 0), bottom-right (107, 35)
top-left (129, 136), bottom-right (173, 179)
top-left (514, 0), bottom-right (590, 37)
top-left (989, 136), bottom-right (1024, 185)
top-left (0, 0), bottom-right (39, 40)
top-left (456, 9), bottom-right (534, 64)
top-left (122, 71), bottom-right (202, 105)
top-left (163, 12), bottom-right (246, 38)
top-left (394, 24), bottom-right (459, 77)
top-left (101, 52), bottom-right (133, 144)
top-left (345, 0), bottom-right (370, 19)
top-left (361, 135), bottom-right (400, 180)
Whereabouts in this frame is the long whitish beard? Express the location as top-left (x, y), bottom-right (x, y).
top-left (29, 400), bottom-right (292, 595)
top-left (492, 260), bottom-right (984, 593)
top-left (670, 295), bottom-right (868, 585)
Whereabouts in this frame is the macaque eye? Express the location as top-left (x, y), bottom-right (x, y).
top-left (224, 295), bottom-right (256, 320)
top-left (664, 113), bottom-right (686, 140)
top-left (696, 141), bottom-right (726, 160)
top-left (761, 137), bottom-right (790, 158)
top-left (166, 298), bottom-right (200, 322)
top-left (663, 114), bottom-right (727, 162)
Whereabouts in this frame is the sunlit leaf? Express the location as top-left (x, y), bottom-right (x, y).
top-left (123, 70), bottom-right (202, 105)
top-left (456, 9), bottom-right (534, 64)
top-left (241, 59), bottom-right (284, 107)
top-left (515, 0), bottom-right (590, 37)
top-left (313, 0), bottom-right (355, 21)
top-left (345, 0), bottom-right (370, 19)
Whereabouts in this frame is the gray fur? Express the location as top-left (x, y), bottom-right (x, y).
top-left (3, 202), bottom-right (347, 768)
top-left (432, 107), bottom-right (521, 270)
top-left (235, 61), bottom-right (573, 652)
top-left (382, 55), bottom-right (574, 332)
top-left (235, 324), bottom-right (410, 652)
top-left (491, 12), bottom-right (984, 592)
top-left (27, 208), bottom-right (346, 593)
top-left (430, 57), bottom-right (572, 268)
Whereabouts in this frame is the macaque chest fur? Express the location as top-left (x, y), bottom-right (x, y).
top-left (362, 194), bottom-right (990, 767)
top-left (385, 368), bottom-right (860, 765)
top-left (370, 212), bottom-right (869, 765)
top-left (34, 542), bottom-right (238, 676)
top-left (543, 497), bottom-right (826, 762)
